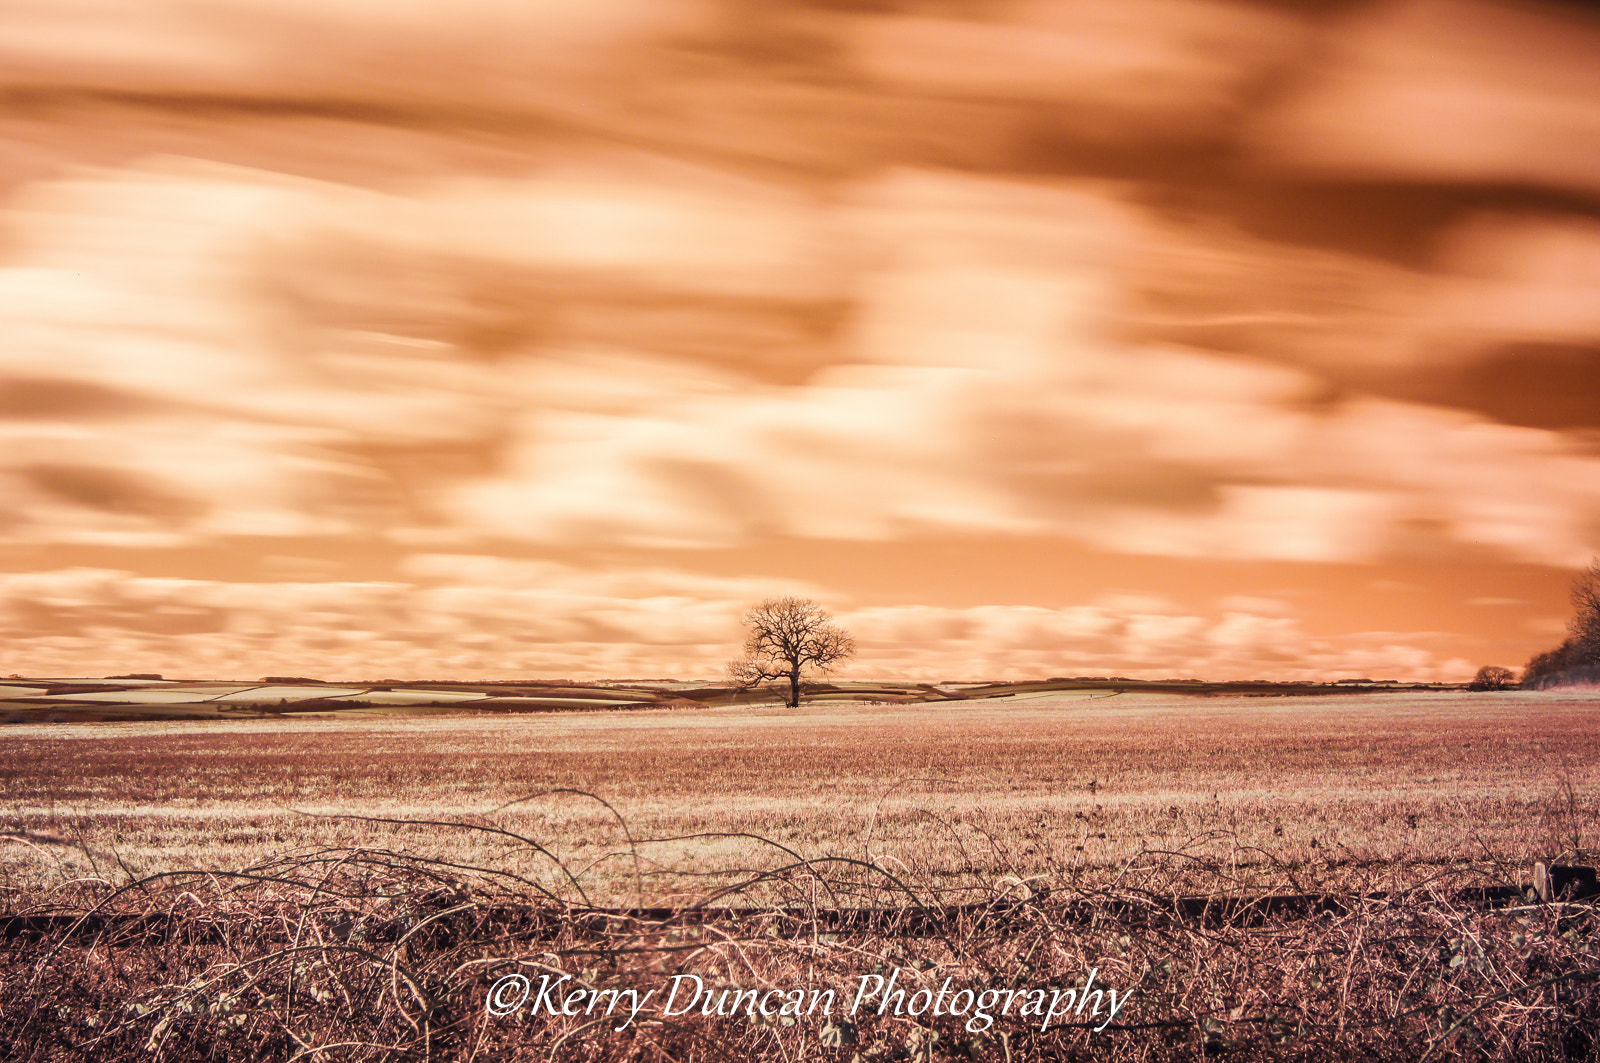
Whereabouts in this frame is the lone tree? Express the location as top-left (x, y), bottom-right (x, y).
top-left (727, 597), bottom-right (855, 708)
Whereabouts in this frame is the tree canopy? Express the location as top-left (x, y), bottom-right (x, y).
top-left (1468, 665), bottom-right (1516, 691)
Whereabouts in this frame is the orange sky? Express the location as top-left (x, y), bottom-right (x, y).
top-left (1, 0), bottom-right (1598, 682)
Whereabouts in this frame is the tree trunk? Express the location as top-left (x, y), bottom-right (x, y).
top-left (788, 668), bottom-right (801, 708)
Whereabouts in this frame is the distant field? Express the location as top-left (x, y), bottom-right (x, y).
top-left (0, 674), bottom-right (1468, 724)
top-left (3, 691), bottom-right (1596, 904)
top-left (0, 676), bottom-right (668, 721)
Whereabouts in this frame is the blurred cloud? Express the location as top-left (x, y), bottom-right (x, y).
top-left (0, 0), bottom-right (711, 106)
top-left (0, 563), bottom-right (1474, 682)
top-left (1254, 0), bottom-right (1600, 197)
top-left (845, 0), bottom-right (1305, 140)
top-left (843, 598), bottom-right (1467, 681)
top-left (4, 156), bottom-right (1600, 566)
top-left (1429, 213), bottom-right (1600, 348)
top-left (1217, 595), bottom-right (1295, 616)
top-left (0, 0), bottom-right (1597, 680)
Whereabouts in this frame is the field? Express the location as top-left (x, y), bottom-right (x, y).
top-left (3, 691), bottom-right (1597, 901)
top-left (4, 691), bottom-right (1600, 1060)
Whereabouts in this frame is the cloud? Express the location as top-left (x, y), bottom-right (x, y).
top-left (1252, 0), bottom-right (1600, 197)
top-left (0, 565), bottom-right (1475, 682)
top-left (2, 0), bottom-right (1594, 684)
top-left (0, 562), bottom-right (759, 679)
top-left (5, 157), bottom-right (1600, 565)
top-left (401, 169), bottom-right (840, 301)
top-left (0, 0), bottom-right (711, 106)
top-left (1428, 213), bottom-right (1600, 349)
top-left (419, 170), bottom-right (1600, 564)
top-left (1217, 595), bottom-right (1295, 616)
top-left (835, 600), bottom-right (1468, 681)
top-left (843, 0), bottom-right (1306, 140)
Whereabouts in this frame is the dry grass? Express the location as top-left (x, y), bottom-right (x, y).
top-left (4, 691), bottom-right (1600, 1060)
top-left (2, 691), bottom-right (1598, 904)
top-left (4, 837), bottom-right (1599, 1061)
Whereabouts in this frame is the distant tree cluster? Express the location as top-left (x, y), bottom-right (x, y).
top-left (1521, 560), bottom-right (1600, 689)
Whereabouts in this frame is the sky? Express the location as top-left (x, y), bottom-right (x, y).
top-left (1, 0), bottom-right (1598, 683)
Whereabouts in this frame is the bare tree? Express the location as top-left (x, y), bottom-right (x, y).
top-left (1570, 558), bottom-right (1600, 658)
top-left (727, 597), bottom-right (855, 708)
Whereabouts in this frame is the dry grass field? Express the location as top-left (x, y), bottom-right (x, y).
top-left (4, 690), bottom-right (1598, 903)
top-left (5, 691), bottom-right (1600, 1061)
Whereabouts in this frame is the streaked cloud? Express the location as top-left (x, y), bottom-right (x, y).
top-left (0, 0), bottom-right (711, 105)
top-left (0, 0), bottom-right (1596, 680)
top-left (0, 564), bottom-right (1475, 683)
top-left (1254, 0), bottom-right (1600, 196)
top-left (5, 156), bottom-right (1600, 566)
top-left (844, 0), bottom-right (1306, 138)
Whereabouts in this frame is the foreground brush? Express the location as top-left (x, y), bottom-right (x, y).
top-left (4, 827), bottom-right (1599, 1062)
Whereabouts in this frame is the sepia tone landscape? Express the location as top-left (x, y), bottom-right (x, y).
top-left (4, 0), bottom-right (1600, 1057)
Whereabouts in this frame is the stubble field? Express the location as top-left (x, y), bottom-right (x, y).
top-left (4, 690), bottom-right (1597, 903)
top-left (6, 691), bottom-right (1600, 1062)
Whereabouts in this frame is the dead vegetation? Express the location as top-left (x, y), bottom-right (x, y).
top-left (3, 694), bottom-right (1599, 1059)
top-left (2, 693), bottom-right (1598, 901)
top-left (3, 820), bottom-right (1599, 1062)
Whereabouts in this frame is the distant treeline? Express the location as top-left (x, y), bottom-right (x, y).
top-left (1521, 642), bottom-right (1600, 689)
top-left (1521, 560), bottom-right (1600, 688)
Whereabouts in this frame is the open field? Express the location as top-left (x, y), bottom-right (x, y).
top-left (4, 691), bottom-right (1598, 904)
top-left (0, 674), bottom-right (1467, 725)
top-left (5, 691), bottom-right (1600, 1061)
